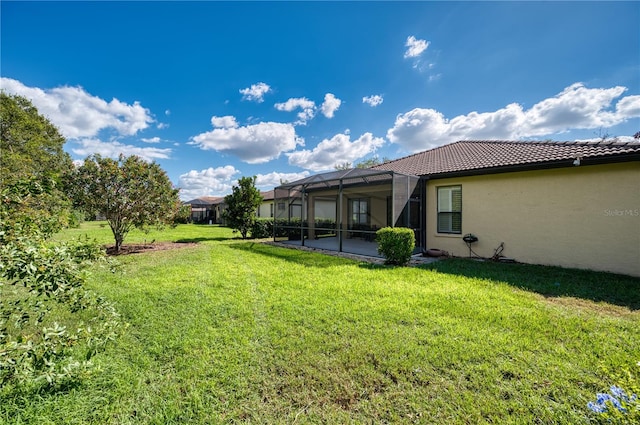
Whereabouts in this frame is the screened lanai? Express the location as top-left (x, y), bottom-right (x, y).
top-left (274, 168), bottom-right (423, 257)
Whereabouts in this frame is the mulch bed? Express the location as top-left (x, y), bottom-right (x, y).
top-left (105, 242), bottom-right (198, 256)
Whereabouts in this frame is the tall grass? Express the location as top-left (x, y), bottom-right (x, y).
top-left (3, 223), bottom-right (638, 424)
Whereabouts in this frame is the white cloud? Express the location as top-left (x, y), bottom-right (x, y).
top-left (387, 83), bottom-right (640, 152)
top-left (190, 121), bottom-right (304, 164)
top-left (275, 97), bottom-right (317, 125)
top-left (239, 82), bottom-right (271, 103)
top-left (320, 93), bottom-right (341, 118)
top-left (165, 109), bottom-right (171, 116)
top-left (1, 77), bottom-right (153, 139)
top-left (71, 138), bottom-right (172, 162)
top-left (615, 95), bottom-right (640, 119)
top-left (141, 137), bottom-right (161, 143)
top-left (288, 132), bottom-right (385, 171)
top-left (404, 36), bottom-right (429, 59)
top-left (255, 171), bottom-right (310, 189)
top-left (177, 165), bottom-right (240, 200)
top-left (274, 97), bottom-right (316, 112)
top-left (211, 115), bottom-right (239, 128)
top-left (363, 95), bottom-right (384, 107)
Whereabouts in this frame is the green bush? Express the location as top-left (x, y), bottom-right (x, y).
top-left (376, 227), bottom-right (415, 266)
top-left (173, 205), bottom-right (192, 225)
top-left (0, 232), bottom-right (123, 393)
top-left (250, 218), bottom-right (273, 239)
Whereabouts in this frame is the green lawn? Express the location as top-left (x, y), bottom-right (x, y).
top-left (3, 223), bottom-right (639, 424)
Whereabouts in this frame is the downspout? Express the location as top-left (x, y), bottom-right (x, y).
top-left (301, 186), bottom-right (306, 247)
top-left (338, 178), bottom-right (343, 253)
top-left (273, 190), bottom-right (278, 242)
top-left (391, 172), bottom-right (395, 228)
top-left (422, 176), bottom-right (429, 252)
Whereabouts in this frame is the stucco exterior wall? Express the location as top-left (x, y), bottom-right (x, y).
top-left (257, 201), bottom-right (273, 218)
top-left (426, 162), bottom-right (640, 277)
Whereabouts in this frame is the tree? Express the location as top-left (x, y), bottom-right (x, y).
top-left (223, 176), bottom-right (263, 239)
top-left (0, 95), bottom-right (122, 392)
top-left (334, 156), bottom-right (391, 171)
top-left (0, 92), bottom-right (74, 237)
top-left (69, 154), bottom-right (180, 251)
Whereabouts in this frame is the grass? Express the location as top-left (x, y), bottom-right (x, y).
top-left (3, 222), bottom-right (639, 424)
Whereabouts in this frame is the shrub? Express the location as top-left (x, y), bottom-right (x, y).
top-left (0, 233), bottom-right (123, 393)
top-left (250, 218), bottom-right (273, 239)
top-left (376, 227), bottom-right (415, 266)
top-left (173, 205), bottom-right (192, 225)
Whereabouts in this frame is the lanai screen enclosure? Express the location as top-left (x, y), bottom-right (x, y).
top-left (274, 168), bottom-right (423, 257)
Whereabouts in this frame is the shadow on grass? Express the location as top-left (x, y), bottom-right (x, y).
top-left (228, 241), bottom-right (355, 268)
top-left (423, 258), bottom-right (640, 311)
top-left (174, 236), bottom-right (238, 243)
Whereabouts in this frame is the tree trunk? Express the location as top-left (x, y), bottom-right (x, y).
top-left (114, 233), bottom-right (123, 252)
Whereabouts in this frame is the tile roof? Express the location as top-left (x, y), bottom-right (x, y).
top-left (373, 140), bottom-right (640, 177)
top-left (184, 196), bottom-right (224, 205)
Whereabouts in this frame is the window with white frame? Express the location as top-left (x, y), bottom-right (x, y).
top-left (437, 186), bottom-right (462, 234)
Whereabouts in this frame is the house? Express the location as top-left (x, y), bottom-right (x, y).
top-left (183, 196), bottom-right (225, 224)
top-left (257, 190), bottom-right (275, 218)
top-left (261, 188), bottom-right (304, 220)
top-left (275, 140), bottom-right (640, 277)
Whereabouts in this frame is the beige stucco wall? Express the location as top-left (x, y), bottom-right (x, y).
top-left (426, 162), bottom-right (640, 277)
top-left (257, 201), bottom-right (273, 218)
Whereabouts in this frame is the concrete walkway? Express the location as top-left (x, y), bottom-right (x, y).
top-left (270, 236), bottom-right (441, 266)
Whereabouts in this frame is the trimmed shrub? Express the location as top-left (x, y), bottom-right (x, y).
top-left (376, 227), bottom-right (415, 266)
top-left (250, 218), bottom-right (273, 239)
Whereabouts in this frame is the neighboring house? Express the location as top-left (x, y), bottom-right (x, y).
top-left (276, 140), bottom-right (640, 277)
top-left (257, 190), bottom-right (275, 218)
top-left (183, 196), bottom-right (225, 224)
top-left (262, 189), bottom-right (304, 220)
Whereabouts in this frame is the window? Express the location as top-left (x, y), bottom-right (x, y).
top-left (277, 202), bottom-right (286, 212)
top-left (437, 186), bottom-right (461, 234)
top-left (270, 203), bottom-right (274, 218)
top-left (350, 198), bottom-right (369, 225)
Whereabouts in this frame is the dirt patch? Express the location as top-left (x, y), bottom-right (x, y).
top-left (105, 242), bottom-right (198, 256)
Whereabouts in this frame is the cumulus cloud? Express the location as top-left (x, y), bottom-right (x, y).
top-left (363, 95), bottom-right (384, 107)
top-left (239, 82), bottom-right (271, 103)
top-left (71, 138), bottom-right (172, 162)
top-left (141, 137), bottom-right (161, 143)
top-left (190, 120), bottom-right (304, 164)
top-left (320, 93), bottom-right (341, 118)
top-left (255, 171), bottom-right (310, 189)
top-left (211, 115), bottom-right (239, 128)
top-left (404, 36), bottom-right (429, 59)
top-left (288, 132), bottom-right (385, 171)
top-left (1, 77), bottom-right (153, 139)
top-left (274, 97), bottom-right (315, 112)
top-left (387, 83), bottom-right (640, 152)
top-left (177, 165), bottom-right (240, 201)
top-left (275, 97), bottom-right (317, 125)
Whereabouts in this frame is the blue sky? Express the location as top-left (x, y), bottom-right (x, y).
top-left (2, 1), bottom-right (639, 200)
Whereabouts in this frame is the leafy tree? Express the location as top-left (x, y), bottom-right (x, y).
top-left (69, 154), bottom-right (180, 251)
top-left (0, 94), bottom-right (123, 393)
top-left (0, 92), bottom-right (73, 236)
top-left (334, 156), bottom-right (391, 170)
top-left (223, 176), bottom-right (263, 239)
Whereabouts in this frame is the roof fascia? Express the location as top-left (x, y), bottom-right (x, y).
top-left (423, 154), bottom-right (640, 180)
